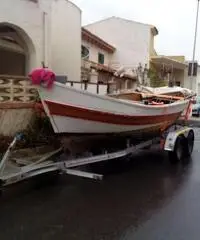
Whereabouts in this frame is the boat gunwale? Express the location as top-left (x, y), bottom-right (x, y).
top-left (42, 82), bottom-right (190, 110)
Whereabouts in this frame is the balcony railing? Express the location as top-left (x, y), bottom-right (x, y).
top-left (66, 80), bottom-right (114, 95)
top-left (0, 75), bottom-right (116, 103)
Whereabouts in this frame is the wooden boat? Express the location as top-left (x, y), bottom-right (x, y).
top-left (29, 69), bottom-right (192, 136)
top-left (110, 86), bottom-right (195, 99)
top-left (37, 86), bottom-right (190, 135)
top-left (139, 86), bottom-right (195, 98)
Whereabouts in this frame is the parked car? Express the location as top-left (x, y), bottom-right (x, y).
top-left (192, 96), bottom-right (200, 117)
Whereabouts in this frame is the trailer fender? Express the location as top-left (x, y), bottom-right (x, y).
top-left (164, 127), bottom-right (194, 152)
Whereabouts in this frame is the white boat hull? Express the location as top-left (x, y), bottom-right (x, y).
top-left (38, 82), bottom-right (190, 134)
top-left (50, 115), bottom-right (174, 134)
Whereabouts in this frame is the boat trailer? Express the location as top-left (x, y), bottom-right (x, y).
top-left (0, 124), bottom-right (195, 187)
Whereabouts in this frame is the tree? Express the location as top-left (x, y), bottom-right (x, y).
top-left (148, 67), bottom-right (167, 87)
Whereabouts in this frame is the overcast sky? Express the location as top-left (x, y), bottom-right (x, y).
top-left (71, 0), bottom-right (200, 61)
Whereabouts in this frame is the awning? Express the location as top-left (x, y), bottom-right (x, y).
top-left (151, 56), bottom-right (187, 70)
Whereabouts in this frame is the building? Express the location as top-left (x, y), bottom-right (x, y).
top-left (150, 55), bottom-right (187, 87)
top-left (84, 16), bottom-right (187, 88)
top-left (0, 0), bottom-right (84, 137)
top-left (81, 27), bottom-right (137, 92)
top-left (0, 2), bottom-right (189, 92)
top-left (0, 0), bottom-right (81, 81)
top-left (82, 27), bottom-right (115, 66)
top-left (84, 16), bottom-right (157, 69)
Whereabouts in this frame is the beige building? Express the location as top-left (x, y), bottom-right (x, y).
top-left (150, 55), bottom-right (187, 87)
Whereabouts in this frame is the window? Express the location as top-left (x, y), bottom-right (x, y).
top-left (127, 80), bottom-right (133, 89)
top-left (98, 53), bottom-right (104, 64)
top-left (81, 45), bottom-right (89, 59)
top-left (175, 81), bottom-right (181, 86)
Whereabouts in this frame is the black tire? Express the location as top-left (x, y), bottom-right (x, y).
top-left (168, 135), bottom-right (185, 164)
top-left (186, 130), bottom-right (194, 157)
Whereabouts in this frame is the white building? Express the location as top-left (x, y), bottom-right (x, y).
top-left (84, 16), bottom-right (158, 70)
top-left (81, 27), bottom-right (115, 66)
top-left (0, 0), bottom-right (81, 81)
top-left (83, 16), bottom-right (188, 89)
top-left (81, 27), bottom-right (137, 91)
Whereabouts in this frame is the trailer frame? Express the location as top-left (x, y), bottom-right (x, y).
top-left (0, 123), bottom-right (195, 187)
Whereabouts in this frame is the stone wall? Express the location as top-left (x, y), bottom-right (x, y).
top-left (0, 75), bottom-right (37, 137)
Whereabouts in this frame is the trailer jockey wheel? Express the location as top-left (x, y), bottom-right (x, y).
top-left (168, 135), bottom-right (185, 164)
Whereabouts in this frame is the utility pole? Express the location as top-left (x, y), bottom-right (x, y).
top-left (191, 0), bottom-right (200, 90)
top-left (192, 0), bottom-right (200, 65)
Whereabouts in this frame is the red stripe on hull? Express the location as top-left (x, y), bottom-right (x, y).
top-left (45, 100), bottom-right (182, 126)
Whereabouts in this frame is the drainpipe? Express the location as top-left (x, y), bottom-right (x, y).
top-left (42, 11), bottom-right (47, 68)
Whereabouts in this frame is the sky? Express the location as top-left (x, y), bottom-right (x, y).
top-left (71, 0), bottom-right (200, 61)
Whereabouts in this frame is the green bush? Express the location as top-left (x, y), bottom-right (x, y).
top-left (148, 68), bottom-right (167, 87)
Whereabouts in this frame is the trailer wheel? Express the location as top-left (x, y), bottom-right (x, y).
top-left (186, 130), bottom-right (194, 157)
top-left (168, 135), bottom-right (185, 164)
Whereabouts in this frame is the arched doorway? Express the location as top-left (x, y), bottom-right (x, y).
top-left (0, 22), bottom-right (36, 76)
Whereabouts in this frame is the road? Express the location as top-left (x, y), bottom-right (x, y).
top-left (0, 129), bottom-right (200, 240)
top-left (178, 116), bottom-right (200, 127)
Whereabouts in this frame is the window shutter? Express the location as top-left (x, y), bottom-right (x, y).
top-left (193, 62), bottom-right (198, 76)
top-left (188, 62), bottom-right (192, 76)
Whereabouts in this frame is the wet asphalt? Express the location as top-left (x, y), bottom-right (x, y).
top-left (0, 129), bottom-right (200, 240)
